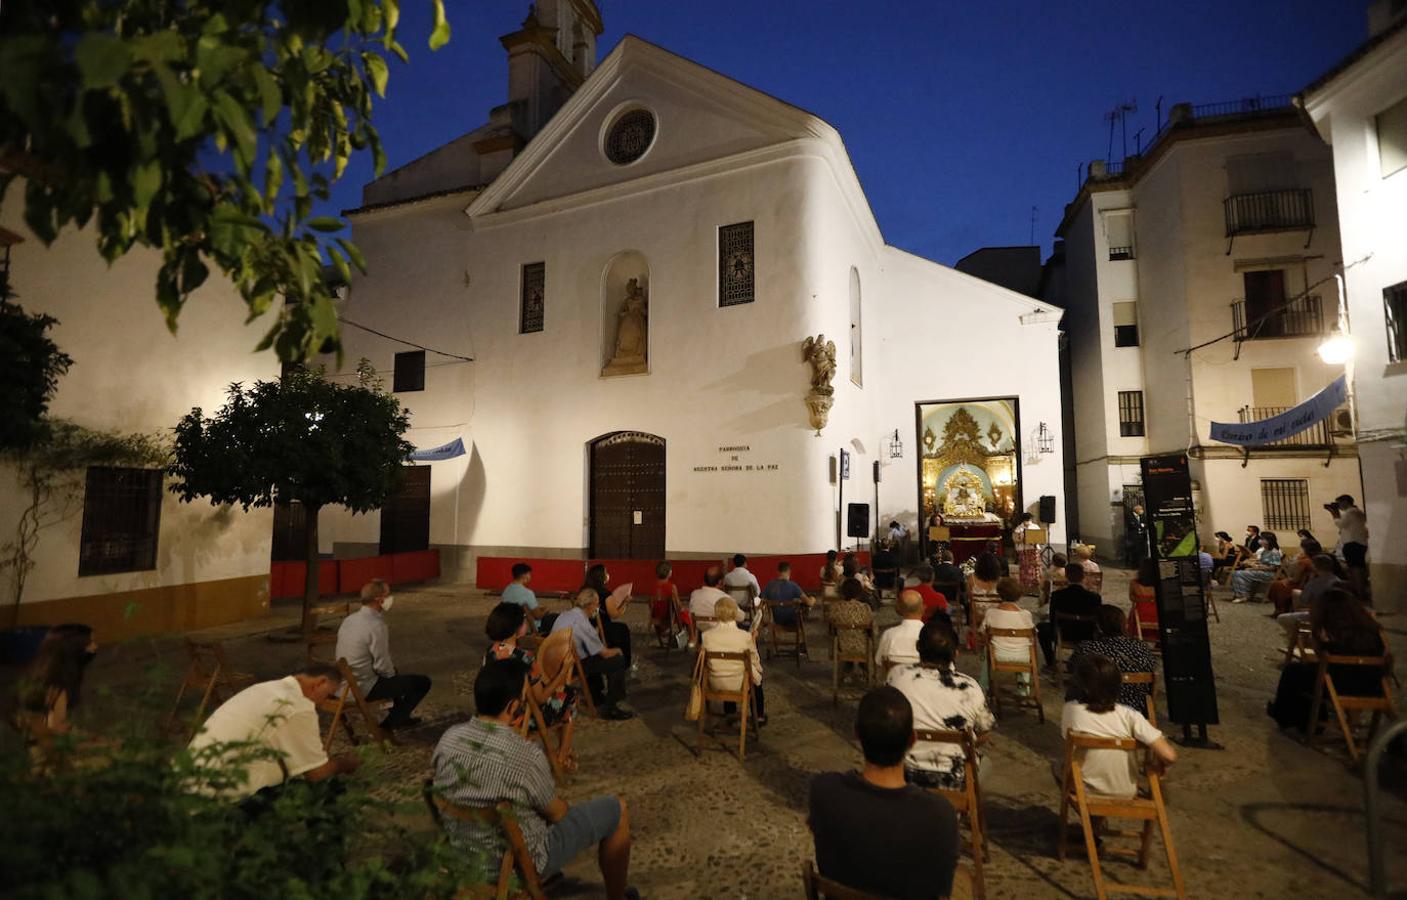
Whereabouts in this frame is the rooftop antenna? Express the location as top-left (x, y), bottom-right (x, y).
top-left (1105, 108), bottom-right (1119, 164)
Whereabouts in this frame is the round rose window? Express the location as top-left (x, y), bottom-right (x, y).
top-left (604, 109), bottom-right (656, 165)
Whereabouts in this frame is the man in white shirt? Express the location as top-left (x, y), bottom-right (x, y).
top-left (188, 663), bottom-right (360, 802)
top-left (721, 554), bottom-right (761, 614)
top-left (1328, 494), bottom-right (1370, 599)
top-left (335, 578), bottom-right (432, 730)
top-left (689, 565), bottom-right (742, 633)
top-left (875, 590), bottom-right (925, 669)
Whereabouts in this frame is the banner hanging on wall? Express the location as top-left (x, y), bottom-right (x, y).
top-left (408, 437), bottom-right (466, 462)
top-left (1208, 375), bottom-right (1346, 446)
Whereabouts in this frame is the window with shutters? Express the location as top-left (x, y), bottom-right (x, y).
top-left (718, 222), bottom-right (755, 307)
top-left (1117, 390), bottom-right (1145, 437)
top-left (520, 262), bottom-right (545, 333)
top-left (1105, 213), bottom-right (1134, 260)
top-left (1375, 95), bottom-right (1407, 179)
top-left (1386, 280), bottom-right (1407, 363)
top-left (393, 351), bottom-right (425, 393)
top-left (1113, 301), bottom-right (1139, 347)
top-left (78, 467), bottom-right (163, 576)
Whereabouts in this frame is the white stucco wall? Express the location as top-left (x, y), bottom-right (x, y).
top-left (1304, 25), bottom-right (1407, 610)
top-left (0, 183), bottom-right (277, 612)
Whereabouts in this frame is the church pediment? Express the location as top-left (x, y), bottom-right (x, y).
top-left (467, 36), bottom-right (833, 218)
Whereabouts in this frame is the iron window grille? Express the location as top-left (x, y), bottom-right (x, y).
top-left (78, 467), bottom-right (162, 576)
top-left (1108, 245), bottom-right (1135, 261)
top-left (1114, 323), bottom-right (1139, 347)
top-left (718, 221), bottom-right (755, 307)
top-left (520, 262), bottom-right (545, 334)
top-left (1261, 478), bottom-right (1310, 532)
top-left (393, 350), bottom-right (425, 392)
top-left (1385, 281), bottom-right (1407, 364)
top-left (604, 109), bottom-right (656, 165)
top-left (1117, 390), bottom-right (1145, 437)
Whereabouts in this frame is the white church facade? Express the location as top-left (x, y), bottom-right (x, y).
top-left (320, 5), bottom-right (1067, 578)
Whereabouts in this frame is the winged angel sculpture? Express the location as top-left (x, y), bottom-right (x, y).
top-left (801, 334), bottom-right (837, 434)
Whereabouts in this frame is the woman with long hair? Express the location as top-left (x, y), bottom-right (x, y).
top-left (1231, 531), bottom-right (1282, 603)
top-left (1268, 588), bottom-right (1386, 731)
top-left (19, 623), bottom-right (98, 735)
top-left (581, 563), bottom-right (632, 669)
top-left (1268, 538), bottom-right (1322, 615)
top-left (966, 552), bottom-right (1005, 634)
top-left (1126, 558), bottom-right (1160, 639)
top-left (484, 602), bottom-right (578, 769)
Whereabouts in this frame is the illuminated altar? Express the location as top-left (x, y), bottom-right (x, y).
top-left (917, 400), bottom-right (1021, 561)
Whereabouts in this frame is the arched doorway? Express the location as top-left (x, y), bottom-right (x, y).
top-left (588, 431), bottom-right (665, 559)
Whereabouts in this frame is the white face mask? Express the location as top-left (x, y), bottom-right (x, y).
top-left (381, 594), bottom-right (395, 612)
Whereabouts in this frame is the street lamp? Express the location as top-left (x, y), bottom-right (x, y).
top-left (1317, 331), bottom-right (1355, 364)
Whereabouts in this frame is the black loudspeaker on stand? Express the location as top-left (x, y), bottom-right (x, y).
top-left (846, 503), bottom-right (870, 539)
top-left (1038, 495), bottom-right (1057, 524)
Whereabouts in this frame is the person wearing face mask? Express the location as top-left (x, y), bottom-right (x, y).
top-left (335, 578), bottom-right (432, 730)
top-left (18, 623), bottom-right (100, 737)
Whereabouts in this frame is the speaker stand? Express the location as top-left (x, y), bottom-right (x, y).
top-left (1173, 723), bottom-right (1224, 750)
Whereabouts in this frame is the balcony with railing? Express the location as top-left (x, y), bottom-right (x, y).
top-left (1236, 405), bottom-right (1345, 449)
top-left (1231, 294), bottom-right (1326, 342)
top-left (1224, 188), bottom-right (1315, 238)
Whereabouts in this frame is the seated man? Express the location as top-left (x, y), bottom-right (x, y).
top-left (335, 578), bottom-right (432, 730)
top-left (502, 562), bottom-right (546, 624)
top-left (188, 662), bottom-right (361, 802)
top-left (433, 661), bottom-right (638, 900)
top-left (1036, 564), bottom-right (1102, 667)
top-left (1069, 605), bottom-right (1156, 713)
top-left (888, 618), bottom-right (995, 789)
top-left (551, 589), bottom-right (634, 720)
top-left (910, 565), bottom-right (950, 622)
top-left (1277, 553), bottom-right (1344, 638)
top-left (721, 553), bottom-right (761, 614)
top-left (809, 686), bottom-right (959, 900)
top-left (689, 566), bottom-right (743, 634)
top-left (760, 561), bottom-right (814, 628)
top-left (870, 540), bottom-right (900, 591)
top-left (875, 590), bottom-right (926, 669)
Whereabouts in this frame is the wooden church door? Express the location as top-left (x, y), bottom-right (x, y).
top-left (588, 432), bottom-right (665, 560)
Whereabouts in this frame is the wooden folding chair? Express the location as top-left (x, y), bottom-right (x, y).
top-left (914, 728), bottom-right (989, 900)
top-left (1121, 671), bottom-right (1159, 727)
top-left (985, 627), bottom-right (1044, 723)
top-left (696, 648), bottom-right (761, 761)
top-left (560, 639), bottom-right (598, 719)
top-left (1053, 612), bottom-right (1100, 687)
top-left (304, 600), bottom-right (351, 662)
top-left (763, 600), bottom-right (809, 668)
top-left (1129, 608), bottom-right (1160, 648)
top-left (1198, 571), bottom-right (1221, 624)
top-left (830, 622), bottom-right (875, 706)
top-left (801, 860), bottom-right (891, 900)
top-left (1281, 621), bottom-right (1318, 665)
top-left (1058, 733), bottom-right (1185, 900)
top-left (725, 584), bottom-right (757, 619)
top-left (653, 585), bottom-right (686, 655)
top-left (873, 568), bottom-right (901, 603)
top-left (518, 629), bottom-right (577, 783)
top-left (423, 781), bottom-right (548, 900)
top-left (1305, 637), bottom-right (1398, 765)
top-left (167, 639), bottom-right (256, 733)
top-left (317, 658), bottom-right (392, 752)
top-left (689, 614), bottom-right (718, 647)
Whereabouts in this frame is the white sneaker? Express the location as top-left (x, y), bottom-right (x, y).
top-left (1231, 596), bottom-right (1247, 604)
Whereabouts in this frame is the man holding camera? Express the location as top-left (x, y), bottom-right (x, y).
top-left (1326, 494), bottom-right (1369, 601)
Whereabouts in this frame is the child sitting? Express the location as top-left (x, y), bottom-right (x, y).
top-left (1060, 653), bottom-right (1176, 798)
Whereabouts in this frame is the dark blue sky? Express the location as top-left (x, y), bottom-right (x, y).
top-left (330, 0), bottom-right (1366, 265)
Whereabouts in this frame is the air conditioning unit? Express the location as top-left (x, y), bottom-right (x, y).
top-left (1330, 407), bottom-right (1354, 436)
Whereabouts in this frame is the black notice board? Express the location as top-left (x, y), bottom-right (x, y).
top-left (1140, 454), bottom-right (1219, 727)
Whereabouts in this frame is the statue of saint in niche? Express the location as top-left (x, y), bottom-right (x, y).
top-left (603, 277), bottom-right (648, 376)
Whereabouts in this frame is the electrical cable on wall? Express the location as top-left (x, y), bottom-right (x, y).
top-left (340, 317), bottom-right (475, 362)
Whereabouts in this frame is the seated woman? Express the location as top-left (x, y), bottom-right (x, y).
top-left (967, 552), bottom-right (1005, 633)
top-left (1268, 587), bottom-right (1385, 732)
top-left (827, 578), bottom-right (876, 679)
top-left (1268, 538), bottom-right (1321, 616)
top-left (1209, 531), bottom-right (1241, 584)
top-left (701, 596), bottom-right (766, 725)
top-left (18, 623), bottom-right (99, 739)
top-left (1230, 532), bottom-right (1283, 603)
top-left (650, 561), bottom-right (690, 647)
top-left (1060, 653), bottom-right (1177, 800)
top-left (1041, 552), bottom-right (1069, 607)
top-left (982, 577), bottom-right (1037, 694)
top-left (582, 564), bottom-right (632, 668)
top-left (484, 602), bottom-right (579, 767)
top-left (1126, 559), bottom-right (1160, 639)
top-left (1072, 544), bottom-right (1102, 593)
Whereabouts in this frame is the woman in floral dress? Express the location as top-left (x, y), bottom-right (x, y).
top-left (484, 602), bottom-right (580, 770)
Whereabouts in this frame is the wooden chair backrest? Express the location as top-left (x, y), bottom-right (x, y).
top-left (1121, 670), bottom-right (1158, 723)
top-left (423, 782), bottom-right (545, 899)
top-left (986, 626), bottom-right (1035, 640)
top-left (913, 727), bottom-right (979, 767)
top-left (1065, 730), bottom-right (1139, 754)
top-left (725, 585), bottom-right (755, 605)
top-left (802, 861), bottom-right (892, 900)
top-left (701, 648), bottom-right (757, 699)
top-left (536, 628), bottom-right (573, 684)
top-left (184, 639), bottom-right (230, 683)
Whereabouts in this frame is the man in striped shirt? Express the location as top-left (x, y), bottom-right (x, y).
top-left (432, 661), bottom-right (638, 899)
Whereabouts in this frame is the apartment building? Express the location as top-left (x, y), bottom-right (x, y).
top-left (1052, 98), bottom-right (1362, 559)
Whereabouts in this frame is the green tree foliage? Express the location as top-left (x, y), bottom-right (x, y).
top-left (168, 368), bottom-right (413, 622)
top-left (0, 726), bottom-right (487, 897)
top-left (0, 298), bottom-right (73, 451)
top-left (0, 0), bottom-right (451, 361)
